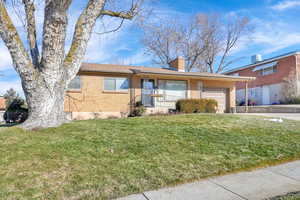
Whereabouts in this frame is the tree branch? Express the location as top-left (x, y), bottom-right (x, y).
top-left (40, 0), bottom-right (72, 80)
top-left (0, 0), bottom-right (35, 78)
top-left (64, 0), bottom-right (141, 81)
top-left (100, 9), bottom-right (136, 19)
top-left (64, 0), bottom-right (106, 81)
top-left (22, 0), bottom-right (39, 67)
top-left (100, 0), bottom-right (141, 19)
top-left (93, 18), bottom-right (124, 35)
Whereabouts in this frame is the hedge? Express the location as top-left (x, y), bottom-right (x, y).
top-left (176, 99), bottom-right (218, 113)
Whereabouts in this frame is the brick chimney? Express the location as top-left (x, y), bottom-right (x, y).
top-left (170, 56), bottom-right (185, 72)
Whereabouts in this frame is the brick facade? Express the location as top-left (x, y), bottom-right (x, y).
top-left (64, 73), bottom-right (238, 120)
top-left (233, 55), bottom-right (297, 90)
top-left (227, 53), bottom-right (300, 105)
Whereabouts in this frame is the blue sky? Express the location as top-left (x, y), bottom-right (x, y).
top-left (1, 0), bottom-right (300, 95)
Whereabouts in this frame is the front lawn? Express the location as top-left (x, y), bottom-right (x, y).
top-left (269, 192), bottom-right (300, 200)
top-left (1, 114), bottom-right (300, 199)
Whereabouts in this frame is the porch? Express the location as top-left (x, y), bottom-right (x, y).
top-left (136, 78), bottom-right (234, 114)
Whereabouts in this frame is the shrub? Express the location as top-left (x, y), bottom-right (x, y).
top-left (238, 99), bottom-right (256, 106)
top-left (176, 99), bottom-right (218, 113)
top-left (129, 101), bottom-right (146, 117)
top-left (281, 96), bottom-right (300, 104)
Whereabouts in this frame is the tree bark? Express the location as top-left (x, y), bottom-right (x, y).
top-left (21, 76), bottom-right (68, 129)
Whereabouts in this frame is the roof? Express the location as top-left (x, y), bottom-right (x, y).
top-left (80, 63), bottom-right (255, 81)
top-left (224, 50), bottom-right (300, 74)
top-left (0, 97), bottom-right (6, 110)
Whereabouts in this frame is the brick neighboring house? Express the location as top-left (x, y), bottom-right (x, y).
top-left (225, 51), bottom-right (300, 105)
top-left (64, 57), bottom-right (253, 120)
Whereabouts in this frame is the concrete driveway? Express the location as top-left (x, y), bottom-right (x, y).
top-left (238, 113), bottom-right (300, 121)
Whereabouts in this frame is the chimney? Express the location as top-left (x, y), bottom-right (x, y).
top-left (251, 54), bottom-right (262, 64)
top-left (170, 56), bottom-right (185, 72)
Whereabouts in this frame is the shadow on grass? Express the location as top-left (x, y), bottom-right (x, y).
top-left (0, 123), bottom-right (19, 127)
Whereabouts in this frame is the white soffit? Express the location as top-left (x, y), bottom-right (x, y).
top-left (252, 61), bottom-right (277, 72)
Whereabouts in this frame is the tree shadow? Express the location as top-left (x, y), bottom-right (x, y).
top-left (0, 123), bottom-right (18, 128)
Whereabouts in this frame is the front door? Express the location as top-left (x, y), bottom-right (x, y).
top-left (142, 79), bottom-right (155, 107)
top-left (262, 85), bottom-right (270, 105)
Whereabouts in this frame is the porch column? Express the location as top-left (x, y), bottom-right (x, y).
top-left (129, 75), bottom-right (135, 113)
top-left (245, 82), bottom-right (248, 113)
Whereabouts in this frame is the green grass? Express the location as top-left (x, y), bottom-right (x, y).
top-left (269, 192), bottom-right (300, 200)
top-left (280, 197), bottom-right (300, 200)
top-left (1, 114), bottom-right (300, 199)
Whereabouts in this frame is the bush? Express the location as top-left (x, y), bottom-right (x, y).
top-left (4, 99), bottom-right (28, 123)
top-left (281, 96), bottom-right (300, 104)
top-left (129, 101), bottom-right (146, 117)
top-left (238, 99), bottom-right (256, 106)
top-left (176, 99), bottom-right (218, 113)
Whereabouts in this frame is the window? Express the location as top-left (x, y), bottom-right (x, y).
top-left (261, 66), bottom-right (277, 76)
top-left (158, 80), bottom-right (187, 101)
top-left (104, 77), bottom-right (129, 92)
top-left (231, 72), bottom-right (239, 76)
top-left (67, 76), bottom-right (81, 90)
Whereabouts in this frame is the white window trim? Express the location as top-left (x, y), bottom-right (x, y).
top-left (260, 65), bottom-right (277, 76)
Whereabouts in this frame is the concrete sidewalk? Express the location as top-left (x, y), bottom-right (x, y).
top-left (238, 113), bottom-right (300, 121)
top-left (117, 160), bottom-right (300, 200)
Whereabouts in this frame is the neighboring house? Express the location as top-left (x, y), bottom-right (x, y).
top-left (65, 57), bottom-right (253, 120)
top-left (225, 51), bottom-right (300, 105)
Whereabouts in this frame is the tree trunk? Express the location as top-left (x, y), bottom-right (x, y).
top-left (20, 77), bottom-right (68, 129)
top-left (0, 0), bottom-right (139, 130)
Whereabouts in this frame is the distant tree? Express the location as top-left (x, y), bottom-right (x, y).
top-left (3, 88), bottom-right (21, 107)
top-left (140, 13), bottom-right (253, 73)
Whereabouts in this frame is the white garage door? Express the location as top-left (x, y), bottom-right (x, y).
top-left (202, 88), bottom-right (227, 113)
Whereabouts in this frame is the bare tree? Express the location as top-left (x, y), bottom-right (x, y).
top-left (203, 14), bottom-right (252, 73)
top-left (140, 16), bottom-right (208, 72)
top-left (140, 13), bottom-right (252, 73)
top-left (281, 70), bottom-right (300, 102)
top-left (0, 0), bottom-right (143, 129)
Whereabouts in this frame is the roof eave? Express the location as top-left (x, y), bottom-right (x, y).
top-left (224, 51), bottom-right (300, 74)
top-left (135, 71), bottom-right (255, 81)
top-left (79, 69), bottom-right (255, 81)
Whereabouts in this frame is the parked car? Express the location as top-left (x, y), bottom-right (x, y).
top-left (4, 99), bottom-right (28, 124)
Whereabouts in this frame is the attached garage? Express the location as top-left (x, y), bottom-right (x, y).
top-left (202, 88), bottom-right (228, 113)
